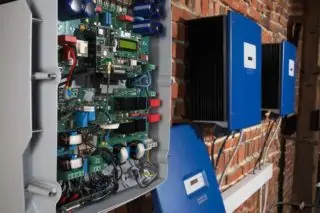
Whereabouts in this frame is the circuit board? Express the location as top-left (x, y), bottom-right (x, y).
top-left (56, 0), bottom-right (162, 211)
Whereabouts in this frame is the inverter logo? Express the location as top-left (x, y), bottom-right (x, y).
top-left (244, 42), bottom-right (257, 69)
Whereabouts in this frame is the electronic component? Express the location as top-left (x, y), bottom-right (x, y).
top-left (83, 0), bottom-right (95, 17)
top-left (262, 41), bottom-right (296, 116)
top-left (58, 154), bottom-right (83, 171)
top-left (58, 35), bottom-right (77, 44)
top-left (148, 113), bottom-right (161, 123)
top-left (100, 12), bottom-right (112, 26)
top-left (76, 40), bottom-right (88, 57)
top-left (133, 3), bottom-right (163, 18)
top-left (58, 131), bottom-right (82, 146)
top-left (118, 15), bottom-right (134, 22)
top-left (114, 97), bottom-right (147, 111)
top-left (58, 0), bottom-right (84, 21)
top-left (129, 142), bottom-right (145, 160)
top-left (118, 39), bottom-right (138, 51)
top-left (132, 20), bottom-right (163, 36)
top-left (149, 98), bottom-right (161, 108)
top-left (153, 125), bottom-right (225, 213)
top-left (186, 11), bottom-right (261, 130)
top-left (113, 146), bottom-right (129, 164)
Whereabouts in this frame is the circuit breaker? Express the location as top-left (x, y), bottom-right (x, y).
top-left (185, 11), bottom-right (262, 131)
top-left (262, 40), bottom-right (296, 116)
top-left (0, 0), bottom-right (171, 213)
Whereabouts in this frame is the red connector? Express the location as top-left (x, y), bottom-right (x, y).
top-left (58, 35), bottom-right (77, 45)
top-left (148, 114), bottom-right (161, 123)
top-left (118, 15), bottom-right (134, 22)
top-left (95, 5), bottom-right (102, 12)
top-left (149, 99), bottom-right (161, 108)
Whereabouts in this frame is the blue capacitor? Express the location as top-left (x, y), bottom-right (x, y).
top-left (132, 20), bottom-right (163, 36)
top-left (100, 12), bottom-right (112, 26)
top-left (58, 0), bottom-right (84, 21)
top-left (88, 110), bottom-right (96, 122)
top-left (133, 3), bottom-right (163, 18)
top-left (83, 0), bottom-right (96, 18)
top-left (75, 111), bottom-right (88, 128)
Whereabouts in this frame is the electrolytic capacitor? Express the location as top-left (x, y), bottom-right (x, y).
top-left (133, 3), bottom-right (163, 18)
top-left (83, 0), bottom-right (96, 18)
top-left (132, 20), bottom-right (163, 36)
top-left (129, 142), bottom-right (146, 160)
top-left (58, 0), bottom-right (84, 21)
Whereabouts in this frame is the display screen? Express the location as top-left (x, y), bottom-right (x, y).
top-left (190, 179), bottom-right (198, 186)
top-left (119, 39), bottom-right (137, 51)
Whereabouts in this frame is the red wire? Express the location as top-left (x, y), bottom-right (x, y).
top-left (65, 45), bottom-right (77, 88)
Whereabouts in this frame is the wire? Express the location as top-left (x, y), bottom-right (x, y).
top-left (215, 133), bottom-right (232, 169)
top-left (253, 120), bottom-right (275, 173)
top-left (263, 118), bottom-right (282, 164)
top-left (64, 45), bottom-right (77, 88)
top-left (266, 202), bottom-right (320, 213)
top-left (219, 130), bottom-right (244, 186)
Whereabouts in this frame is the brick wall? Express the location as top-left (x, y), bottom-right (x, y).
top-left (171, 0), bottom-right (304, 213)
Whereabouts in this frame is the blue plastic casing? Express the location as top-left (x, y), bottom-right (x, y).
top-left (280, 41), bottom-right (296, 116)
top-left (153, 125), bottom-right (225, 213)
top-left (227, 11), bottom-right (262, 130)
top-left (100, 12), bottom-right (112, 26)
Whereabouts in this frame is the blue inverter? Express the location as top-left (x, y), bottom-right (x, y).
top-left (153, 125), bottom-right (225, 213)
top-left (185, 11), bottom-right (262, 131)
top-left (262, 41), bottom-right (296, 116)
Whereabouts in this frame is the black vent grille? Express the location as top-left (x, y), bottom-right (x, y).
top-left (262, 44), bottom-right (281, 110)
top-left (186, 16), bottom-right (227, 121)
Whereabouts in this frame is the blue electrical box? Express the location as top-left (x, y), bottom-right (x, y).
top-left (153, 125), bottom-right (225, 213)
top-left (262, 41), bottom-right (296, 116)
top-left (186, 11), bottom-right (262, 131)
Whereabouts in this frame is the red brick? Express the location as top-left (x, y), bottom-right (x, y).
top-left (172, 62), bottom-right (185, 78)
top-left (174, 101), bottom-right (185, 116)
top-left (192, 0), bottom-right (201, 15)
top-left (202, 0), bottom-right (209, 16)
top-left (227, 168), bottom-right (242, 184)
top-left (172, 82), bottom-right (178, 99)
top-left (206, 142), bottom-right (213, 158)
top-left (172, 4), bottom-right (195, 22)
top-left (172, 42), bottom-right (185, 60)
top-left (238, 144), bottom-right (246, 163)
top-left (248, 8), bottom-right (260, 22)
top-left (178, 83), bottom-right (186, 98)
top-left (172, 21), bottom-right (186, 41)
top-left (237, 1), bottom-right (248, 15)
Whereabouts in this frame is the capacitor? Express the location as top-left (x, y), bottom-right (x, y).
top-left (132, 20), bottom-right (163, 36)
top-left (113, 146), bottom-right (129, 164)
top-left (83, 0), bottom-right (96, 18)
top-left (129, 142), bottom-right (146, 160)
top-left (58, 0), bottom-right (84, 21)
top-left (75, 111), bottom-right (89, 128)
top-left (133, 3), bottom-right (163, 18)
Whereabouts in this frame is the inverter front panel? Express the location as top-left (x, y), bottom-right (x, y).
top-left (280, 41), bottom-right (296, 116)
top-left (227, 12), bottom-right (262, 130)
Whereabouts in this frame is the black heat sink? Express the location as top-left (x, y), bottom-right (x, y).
top-left (186, 16), bottom-right (227, 121)
top-left (262, 44), bottom-right (281, 110)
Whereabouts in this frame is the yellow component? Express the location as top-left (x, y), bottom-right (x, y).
top-left (79, 24), bottom-right (86, 31)
top-left (107, 62), bottom-right (112, 74)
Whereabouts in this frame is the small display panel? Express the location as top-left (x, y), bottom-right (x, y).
top-left (119, 39), bottom-right (137, 51)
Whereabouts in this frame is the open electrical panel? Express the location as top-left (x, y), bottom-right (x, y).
top-left (0, 0), bottom-right (171, 212)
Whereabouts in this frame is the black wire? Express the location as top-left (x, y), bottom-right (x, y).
top-left (215, 133), bottom-right (232, 169)
top-left (253, 120), bottom-right (275, 173)
top-left (267, 202), bottom-right (320, 213)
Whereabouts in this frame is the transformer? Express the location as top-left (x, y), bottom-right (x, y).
top-left (185, 11), bottom-right (262, 131)
top-left (262, 41), bottom-right (296, 116)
